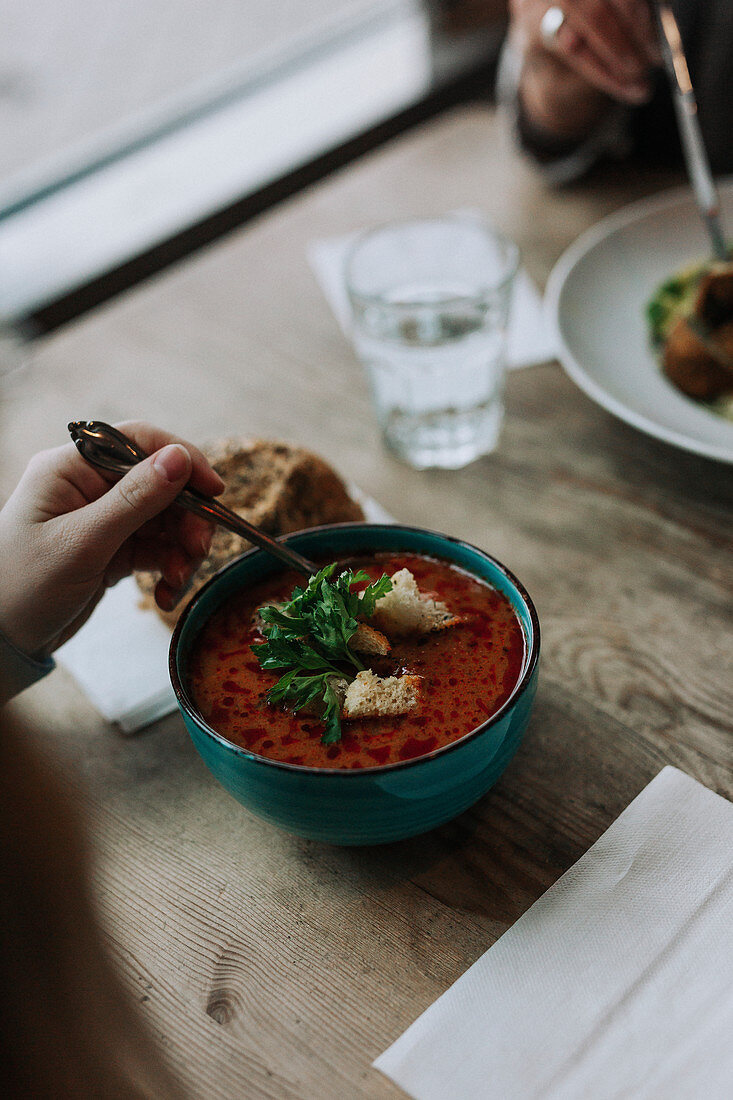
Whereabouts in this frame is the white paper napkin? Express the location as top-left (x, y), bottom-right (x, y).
top-left (307, 216), bottom-right (556, 369)
top-left (375, 766), bottom-right (733, 1100)
top-left (56, 489), bottom-right (394, 733)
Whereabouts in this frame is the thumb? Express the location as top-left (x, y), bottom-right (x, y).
top-left (81, 443), bottom-right (192, 553)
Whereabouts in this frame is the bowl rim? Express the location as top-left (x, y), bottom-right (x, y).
top-left (169, 522), bottom-right (540, 777)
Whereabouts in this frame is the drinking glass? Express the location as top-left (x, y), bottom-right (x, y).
top-left (345, 217), bottom-right (519, 469)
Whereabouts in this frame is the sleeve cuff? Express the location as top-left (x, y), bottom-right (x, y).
top-left (495, 37), bottom-right (633, 184)
top-left (0, 625), bottom-right (55, 702)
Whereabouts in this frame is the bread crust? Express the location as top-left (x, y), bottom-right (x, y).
top-left (136, 438), bottom-right (364, 626)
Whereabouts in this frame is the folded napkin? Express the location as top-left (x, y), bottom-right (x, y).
top-left (307, 215), bottom-right (556, 369)
top-left (375, 767), bottom-right (733, 1100)
top-left (56, 489), bottom-right (394, 733)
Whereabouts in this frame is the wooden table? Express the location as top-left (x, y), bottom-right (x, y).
top-left (4, 106), bottom-right (732, 1099)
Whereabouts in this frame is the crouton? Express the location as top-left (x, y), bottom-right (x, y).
top-left (350, 622), bottom-right (391, 656)
top-left (342, 669), bottom-right (422, 719)
top-left (371, 568), bottom-right (462, 636)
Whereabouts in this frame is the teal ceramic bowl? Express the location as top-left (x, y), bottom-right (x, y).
top-left (170, 524), bottom-right (540, 845)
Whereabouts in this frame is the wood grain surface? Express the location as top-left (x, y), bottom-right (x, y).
top-left (3, 106), bottom-right (732, 1098)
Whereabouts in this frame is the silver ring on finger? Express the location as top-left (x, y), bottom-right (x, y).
top-left (540, 6), bottom-right (566, 50)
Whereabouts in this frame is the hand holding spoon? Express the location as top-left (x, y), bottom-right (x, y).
top-left (68, 421), bottom-right (319, 577)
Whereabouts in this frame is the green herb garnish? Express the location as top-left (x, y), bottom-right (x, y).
top-left (252, 564), bottom-right (392, 744)
top-left (646, 263), bottom-right (708, 347)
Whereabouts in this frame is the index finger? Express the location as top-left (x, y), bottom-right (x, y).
top-left (568, 0), bottom-right (648, 79)
top-left (115, 421), bottom-right (225, 497)
top-left (610, 0), bottom-right (661, 65)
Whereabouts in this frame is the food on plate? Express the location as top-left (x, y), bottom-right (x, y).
top-left (136, 438), bottom-right (364, 625)
top-left (646, 260), bottom-right (705, 347)
top-left (647, 260), bottom-right (733, 416)
top-left (188, 552), bottom-right (525, 769)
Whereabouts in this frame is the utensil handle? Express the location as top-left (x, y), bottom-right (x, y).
top-left (175, 484), bottom-right (318, 576)
top-left (68, 421), bottom-right (318, 577)
top-left (654, 1), bottom-right (728, 261)
top-left (673, 92), bottom-right (724, 214)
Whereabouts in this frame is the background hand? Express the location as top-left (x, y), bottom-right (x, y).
top-left (0, 421), bottom-right (224, 657)
top-left (511, 0), bottom-right (660, 105)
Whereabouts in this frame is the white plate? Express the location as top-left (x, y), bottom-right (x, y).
top-left (546, 182), bottom-right (733, 463)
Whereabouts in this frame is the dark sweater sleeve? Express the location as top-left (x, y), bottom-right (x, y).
top-left (0, 626), bottom-right (55, 703)
top-left (496, 37), bottom-right (632, 184)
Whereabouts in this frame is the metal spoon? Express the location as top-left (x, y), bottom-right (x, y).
top-left (654, 2), bottom-right (728, 261)
top-left (68, 420), bottom-right (319, 577)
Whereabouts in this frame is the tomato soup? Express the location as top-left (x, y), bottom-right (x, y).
top-left (188, 553), bottom-right (525, 769)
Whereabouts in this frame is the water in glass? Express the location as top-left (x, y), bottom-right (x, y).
top-left (353, 284), bottom-right (506, 469)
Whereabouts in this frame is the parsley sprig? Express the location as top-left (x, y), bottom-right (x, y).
top-left (252, 564), bottom-right (392, 744)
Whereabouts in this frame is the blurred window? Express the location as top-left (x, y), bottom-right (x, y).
top-left (0, 0), bottom-right (506, 327)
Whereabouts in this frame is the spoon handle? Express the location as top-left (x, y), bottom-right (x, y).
top-left (654, 2), bottom-right (728, 260)
top-left (175, 483), bottom-right (319, 576)
top-left (68, 421), bottom-right (318, 577)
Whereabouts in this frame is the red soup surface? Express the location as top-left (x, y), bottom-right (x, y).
top-left (188, 553), bottom-right (525, 769)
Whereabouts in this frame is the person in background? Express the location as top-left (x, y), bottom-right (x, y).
top-left (498, 1), bottom-right (733, 182)
top-left (0, 423), bottom-right (224, 1097)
